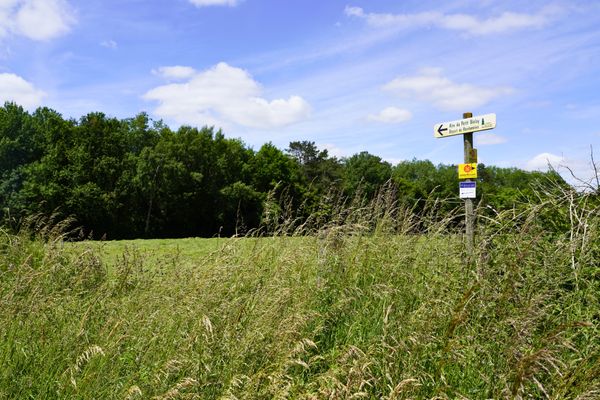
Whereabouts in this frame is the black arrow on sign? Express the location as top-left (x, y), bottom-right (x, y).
top-left (437, 124), bottom-right (448, 136)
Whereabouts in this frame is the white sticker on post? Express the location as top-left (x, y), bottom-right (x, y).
top-left (459, 181), bottom-right (476, 199)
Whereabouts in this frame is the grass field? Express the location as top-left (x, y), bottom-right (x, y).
top-left (1, 190), bottom-right (599, 399)
top-left (74, 237), bottom-right (227, 270)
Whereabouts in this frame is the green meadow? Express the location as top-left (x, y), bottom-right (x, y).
top-left (1, 189), bottom-right (598, 399)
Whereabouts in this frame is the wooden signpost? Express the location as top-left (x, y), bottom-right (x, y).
top-left (434, 112), bottom-right (497, 256)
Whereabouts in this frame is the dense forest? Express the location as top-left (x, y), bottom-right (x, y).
top-left (0, 102), bottom-right (568, 239)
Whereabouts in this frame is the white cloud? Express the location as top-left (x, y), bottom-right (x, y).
top-left (320, 143), bottom-right (346, 159)
top-left (344, 6), bottom-right (363, 18)
top-left (368, 106), bottom-right (412, 123)
top-left (16, 0), bottom-right (74, 40)
top-left (0, 72), bottom-right (45, 108)
top-left (443, 12), bottom-right (548, 36)
top-left (344, 6), bottom-right (439, 30)
top-left (383, 157), bottom-right (404, 166)
top-left (525, 152), bottom-right (600, 190)
top-left (345, 5), bottom-right (553, 36)
top-left (188, 0), bottom-right (239, 7)
top-left (152, 65), bottom-right (197, 80)
top-left (383, 68), bottom-right (513, 111)
top-left (476, 133), bottom-right (507, 146)
top-left (526, 152), bottom-right (564, 170)
top-left (0, 0), bottom-right (74, 41)
top-left (144, 62), bottom-right (311, 129)
top-left (100, 39), bottom-right (117, 49)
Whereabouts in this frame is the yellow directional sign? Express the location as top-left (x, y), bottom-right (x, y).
top-left (458, 163), bottom-right (478, 179)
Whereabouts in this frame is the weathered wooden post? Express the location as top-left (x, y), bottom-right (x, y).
top-left (462, 112), bottom-right (475, 255)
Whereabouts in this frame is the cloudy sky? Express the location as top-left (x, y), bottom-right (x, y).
top-left (1, 0), bottom-right (599, 185)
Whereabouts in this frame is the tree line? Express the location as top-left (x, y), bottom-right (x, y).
top-left (0, 103), bottom-right (567, 239)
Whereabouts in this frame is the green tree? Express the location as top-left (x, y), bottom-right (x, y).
top-left (0, 103), bottom-right (39, 220)
top-left (286, 140), bottom-right (342, 189)
top-left (342, 151), bottom-right (392, 198)
top-left (249, 143), bottom-right (302, 194)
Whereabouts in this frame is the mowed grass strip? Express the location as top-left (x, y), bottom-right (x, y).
top-left (68, 237), bottom-right (227, 271)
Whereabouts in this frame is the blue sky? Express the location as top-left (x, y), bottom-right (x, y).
top-left (1, 0), bottom-right (599, 186)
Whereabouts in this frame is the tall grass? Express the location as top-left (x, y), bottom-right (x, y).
top-left (0, 183), bottom-right (598, 399)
